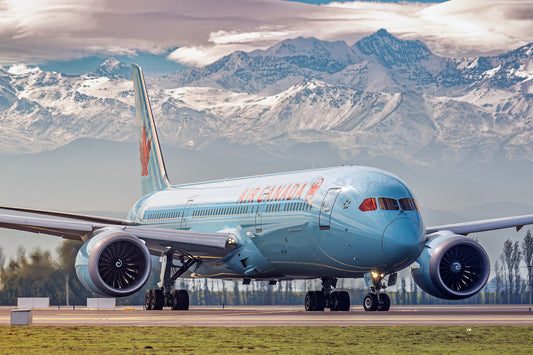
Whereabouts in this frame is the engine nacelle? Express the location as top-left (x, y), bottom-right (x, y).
top-left (411, 232), bottom-right (490, 300)
top-left (75, 229), bottom-right (152, 297)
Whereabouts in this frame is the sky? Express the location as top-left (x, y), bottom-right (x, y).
top-left (0, 0), bottom-right (531, 73)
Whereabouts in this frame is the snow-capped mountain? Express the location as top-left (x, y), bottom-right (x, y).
top-left (93, 58), bottom-right (132, 79)
top-left (0, 30), bottom-right (531, 168)
top-left (158, 29), bottom-right (533, 96)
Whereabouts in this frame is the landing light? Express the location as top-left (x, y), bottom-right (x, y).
top-left (371, 271), bottom-right (384, 279)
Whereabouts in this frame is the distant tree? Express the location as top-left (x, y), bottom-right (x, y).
top-left (57, 240), bottom-right (93, 305)
top-left (0, 248), bottom-right (64, 305)
top-left (512, 242), bottom-right (522, 299)
top-left (523, 230), bottom-right (533, 306)
top-left (494, 260), bottom-right (503, 303)
top-left (232, 280), bottom-right (240, 305)
top-left (0, 246), bottom-right (5, 271)
top-left (501, 239), bottom-right (514, 302)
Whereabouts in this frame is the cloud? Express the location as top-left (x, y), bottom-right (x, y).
top-left (0, 0), bottom-right (531, 66)
top-left (7, 64), bottom-right (41, 75)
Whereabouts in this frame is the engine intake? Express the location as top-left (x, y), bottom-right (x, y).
top-left (75, 229), bottom-right (152, 297)
top-left (411, 233), bottom-right (490, 300)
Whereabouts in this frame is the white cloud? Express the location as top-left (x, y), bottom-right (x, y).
top-left (0, 0), bottom-right (531, 67)
top-left (7, 64), bottom-right (41, 75)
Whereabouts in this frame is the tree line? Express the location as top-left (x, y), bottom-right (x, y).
top-left (0, 231), bottom-right (532, 306)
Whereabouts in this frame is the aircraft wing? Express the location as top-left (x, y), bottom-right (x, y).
top-left (426, 214), bottom-right (533, 236)
top-left (0, 212), bottom-right (237, 258)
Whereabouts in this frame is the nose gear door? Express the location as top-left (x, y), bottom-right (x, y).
top-left (319, 188), bottom-right (341, 230)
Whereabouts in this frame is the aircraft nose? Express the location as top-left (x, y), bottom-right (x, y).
top-left (382, 217), bottom-right (424, 267)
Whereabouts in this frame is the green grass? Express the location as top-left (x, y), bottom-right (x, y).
top-left (0, 326), bottom-right (531, 354)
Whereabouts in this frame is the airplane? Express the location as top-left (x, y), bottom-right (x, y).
top-left (1, 64), bottom-right (532, 312)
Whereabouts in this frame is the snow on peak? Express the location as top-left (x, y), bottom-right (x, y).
top-left (94, 58), bottom-right (131, 79)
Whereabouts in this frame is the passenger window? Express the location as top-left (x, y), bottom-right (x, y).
top-left (378, 198), bottom-right (399, 210)
top-left (399, 198), bottom-right (415, 211)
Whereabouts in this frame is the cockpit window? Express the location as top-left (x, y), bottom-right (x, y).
top-left (360, 197), bottom-right (419, 212)
top-left (359, 198), bottom-right (377, 211)
top-left (378, 197), bottom-right (399, 210)
top-left (412, 199), bottom-right (421, 212)
top-left (399, 198), bottom-right (415, 211)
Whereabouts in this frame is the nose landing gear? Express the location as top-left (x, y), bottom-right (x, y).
top-left (304, 277), bottom-right (350, 312)
top-left (363, 271), bottom-right (395, 312)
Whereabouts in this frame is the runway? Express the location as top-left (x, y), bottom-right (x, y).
top-left (1, 305), bottom-right (533, 326)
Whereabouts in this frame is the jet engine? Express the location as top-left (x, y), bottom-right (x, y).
top-left (75, 229), bottom-right (152, 297)
top-left (411, 232), bottom-right (490, 300)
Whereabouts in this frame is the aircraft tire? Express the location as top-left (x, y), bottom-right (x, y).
top-left (377, 293), bottom-right (390, 311)
top-left (330, 291), bottom-right (339, 311)
top-left (176, 289), bottom-right (189, 310)
top-left (144, 289), bottom-right (153, 310)
top-left (305, 291), bottom-right (326, 311)
top-left (363, 293), bottom-right (379, 312)
top-left (338, 291), bottom-right (350, 311)
top-left (149, 289), bottom-right (157, 310)
top-left (330, 291), bottom-right (350, 311)
top-left (153, 289), bottom-right (164, 310)
top-left (170, 290), bottom-right (179, 310)
top-left (304, 291), bottom-right (313, 311)
top-left (315, 291), bottom-right (325, 311)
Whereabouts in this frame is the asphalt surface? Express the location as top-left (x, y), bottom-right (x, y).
top-left (1, 305), bottom-right (533, 326)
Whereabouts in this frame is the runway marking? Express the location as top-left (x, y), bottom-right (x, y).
top-left (2, 306), bottom-right (533, 326)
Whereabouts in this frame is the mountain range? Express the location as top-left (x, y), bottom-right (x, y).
top-left (0, 29), bottom-right (532, 168)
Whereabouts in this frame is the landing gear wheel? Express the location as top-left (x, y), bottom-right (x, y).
top-left (144, 289), bottom-right (153, 310)
top-left (377, 293), bottom-right (390, 311)
top-left (175, 289), bottom-right (189, 310)
top-left (170, 290), bottom-right (179, 310)
top-left (330, 291), bottom-right (350, 311)
top-left (305, 291), bottom-right (326, 311)
top-left (305, 291), bottom-right (316, 311)
top-left (363, 293), bottom-right (379, 312)
top-left (153, 289), bottom-right (164, 310)
top-left (315, 291), bottom-right (325, 311)
top-left (337, 291), bottom-right (350, 311)
top-left (149, 289), bottom-right (156, 310)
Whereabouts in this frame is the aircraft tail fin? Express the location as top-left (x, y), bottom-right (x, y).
top-left (132, 64), bottom-right (170, 195)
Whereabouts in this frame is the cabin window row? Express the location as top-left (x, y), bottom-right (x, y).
top-left (192, 206), bottom-right (252, 218)
top-left (144, 210), bottom-right (183, 220)
top-left (359, 197), bottom-right (420, 212)
top-left (143, 200), bottom-right (314, 221)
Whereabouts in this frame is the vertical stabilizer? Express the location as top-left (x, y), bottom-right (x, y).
top-left (132, 64), bottom-right (170, 195)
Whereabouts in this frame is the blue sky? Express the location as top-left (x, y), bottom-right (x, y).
top-left (0, 0), bottom-right (530, 75)
top-left (40, 51), bottom-right (187, 76)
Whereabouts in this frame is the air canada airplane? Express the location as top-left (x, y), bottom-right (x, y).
top-left (1, 64), bottom-right (532, 312)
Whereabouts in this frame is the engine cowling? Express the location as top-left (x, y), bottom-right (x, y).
top-left (75, 229), bottom-right (152, 297)
top-left (411, 232), bottom-right (490, 300)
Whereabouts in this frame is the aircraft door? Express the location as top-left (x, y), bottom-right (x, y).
top-left (255, 191), bottom-right (269, 233)
top-left (319, 188), bottom-right (341, 230)
top-left (181, 199), bottom-right (193, 229)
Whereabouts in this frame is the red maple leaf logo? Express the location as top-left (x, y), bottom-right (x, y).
top-left (306, 178), bottom-right (324, 201)
top-left (139, 125), bottom-right (152, 177)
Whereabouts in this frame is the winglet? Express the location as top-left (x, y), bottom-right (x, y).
top-left (132, 64), bottom-right (170, 195)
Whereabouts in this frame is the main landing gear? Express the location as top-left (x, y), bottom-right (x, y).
top-left (363, 271), bottom-right (395, 312)
top-left (144, 250), bottom-right (197, 311)
top-left (304, 277), bottom-right (350, 312)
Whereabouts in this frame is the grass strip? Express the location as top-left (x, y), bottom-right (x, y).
top-left (0, 326), bottom-right (532, 354)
